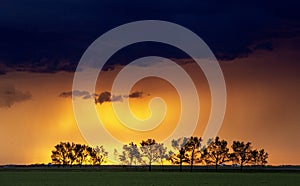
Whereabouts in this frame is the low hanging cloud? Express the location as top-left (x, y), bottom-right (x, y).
top-left (59, 90), bottom-right (145, 105)
top-left (126, 91), bottom-right (144, 98)
top-left (59, 90), bottom-right (91, 99)
top-left (95, 91), bottom-right (111, 104)
top-left (111, 95), bottom-right (123, 102)
top-left (95, 91), bottom-right (145, 105)
top-left (95, 92), bottom-right (124, 104)
top-left (0, 84), bottom-right (32, 108)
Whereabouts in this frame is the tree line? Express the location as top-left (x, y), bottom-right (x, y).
top-left (51, 142), bottom-right (108, 166)
top-left (51, 136), bottom-right (268, 171)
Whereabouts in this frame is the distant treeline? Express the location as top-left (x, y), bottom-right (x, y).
top-left (51, 136), bottom-right (268, 171)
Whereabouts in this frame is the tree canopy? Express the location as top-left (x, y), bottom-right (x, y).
top-left (51, 142), bottom-right (108, 165)
top-left (50, 137), bottom-right (269, 171)
top-left (202, 136), bottom-right (231, 171)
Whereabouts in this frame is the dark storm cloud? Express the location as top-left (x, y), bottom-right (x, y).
top-left (0, 84), bottom-right (32, 108)
top-left (95, 91), bottom-right (112, 104)
top-left (95, 91), bottom-right (146, 104)
top-left (95, 92), bottom-right (123, 104)
top-left (60, 90), bottom-right (144, 104)
top-left (0, 0), bottom-right (300, 73)
top-left (128, 91), bottom-right (144, 98)
top-left (252, 42), bottom-right (274, 51)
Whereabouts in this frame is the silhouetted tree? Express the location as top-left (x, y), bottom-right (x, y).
top-left (231, 141), bottom-right (253, 171)
top-left (156, 143), bottom-right (169, 171)
top-left (85, 146), bottom-right (96, 164)
top-left (51, 142), bottom-right (71, 165)
top-left (140, 139), bottom-right (160, 171)
top-left (73, 144), bottom-right (82, 165)
top-left (169, 137), bottom-right (189, 172)
top-left (67, 142), bottom-right (77, 165)
top-left (93, 145), bottom-right (108, 165)
top-left (113, 148), bottom-right (119, 162)
top-left (251, 149), bottom-right (269, 166)
top-left (202, 137), bottom-right (230, 171)
top-left (185, 136), bottom-right (202, 172)
top-left (119, 142), bottom-right (142, 166)
top-left (75, 144), bottom-right (90, 165)
top-left (51, 142), bottom-right (108, 166)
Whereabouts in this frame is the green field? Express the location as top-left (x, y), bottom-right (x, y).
top-left (0, 171), bottom-right (300, 186)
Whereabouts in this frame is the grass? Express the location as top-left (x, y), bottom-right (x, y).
top-left (0, 171), bottom-right (299, 186)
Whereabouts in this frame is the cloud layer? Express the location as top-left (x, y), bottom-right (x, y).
top-left (0, 0), bottom-right (299, 74)
top-left (59, 90), bottom-right (145, 105)
top-left (59, 90), bottom-right (91, 99)
top-left (95, 91), bottom-right (144, 104)
top-left (0, 84), bottom-right (32, 108)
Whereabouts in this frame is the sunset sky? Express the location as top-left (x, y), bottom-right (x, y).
top-left (0, 0), bottom-right (300, 165)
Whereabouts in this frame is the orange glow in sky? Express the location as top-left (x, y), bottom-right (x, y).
top-left (1, 49), bottom-right (300, 165)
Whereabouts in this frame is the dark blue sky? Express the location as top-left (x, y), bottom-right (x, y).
top-left (0, 0), bottom-right (300, 74)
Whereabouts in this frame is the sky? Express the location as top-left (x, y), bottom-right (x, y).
top-left (0, 0), bottom-right (300, 165)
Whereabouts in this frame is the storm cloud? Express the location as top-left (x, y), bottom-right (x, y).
top-left (94, 91), bottom-right (145, 105)
top-left (95, 91), bottom-right (112, 104)
top-left (1, 0), bottom-right (300, 74)
top-left (125, 91), bottom-right (144, 99)
top-left (95, 92), bottom-right (124, 105)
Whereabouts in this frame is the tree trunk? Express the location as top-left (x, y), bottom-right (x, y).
top-left (191, 150), bottom-right (194, 172)
top-left (180, 157), bottom-right (182, 172)
top-left (215, 162), bottom-right (218, 172)
top-left (240, 163), bottom-right (243, 172)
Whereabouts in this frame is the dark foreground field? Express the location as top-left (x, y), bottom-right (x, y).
top-left (0, 171), bottom-right (300, 186)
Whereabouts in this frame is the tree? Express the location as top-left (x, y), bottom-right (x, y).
top-left (231, 141), bottom-right (253, 171)
top-left (169, 137), bottom-right (189, 172)
top-left (140, 139), bottom-right (160, 171)
top-left (51, 142), bottom-right (108, 166)
top-left (185, 136), bottom-right (202, 172)
top-left (113, 148), bottom-right (119, 162)
top-left (93, 145), bottom-right (108, 165)
top-left (85, 146), bottom-right (97, 164)
top-left (251, 149), bottom-right (269, 166)
top-left (51, 142), bottom-right (71, 165)
top-left (74, 144), bottom-right (88, 166)
top-left (156, 143), bottom-right (169, 171)
top-left (202, 137), bottom-right (230, 171)
top-left (119, 142), bottom-right (142, 166)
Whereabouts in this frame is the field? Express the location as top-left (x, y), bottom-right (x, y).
top-left (1, 171), bottom-right (300, 186)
